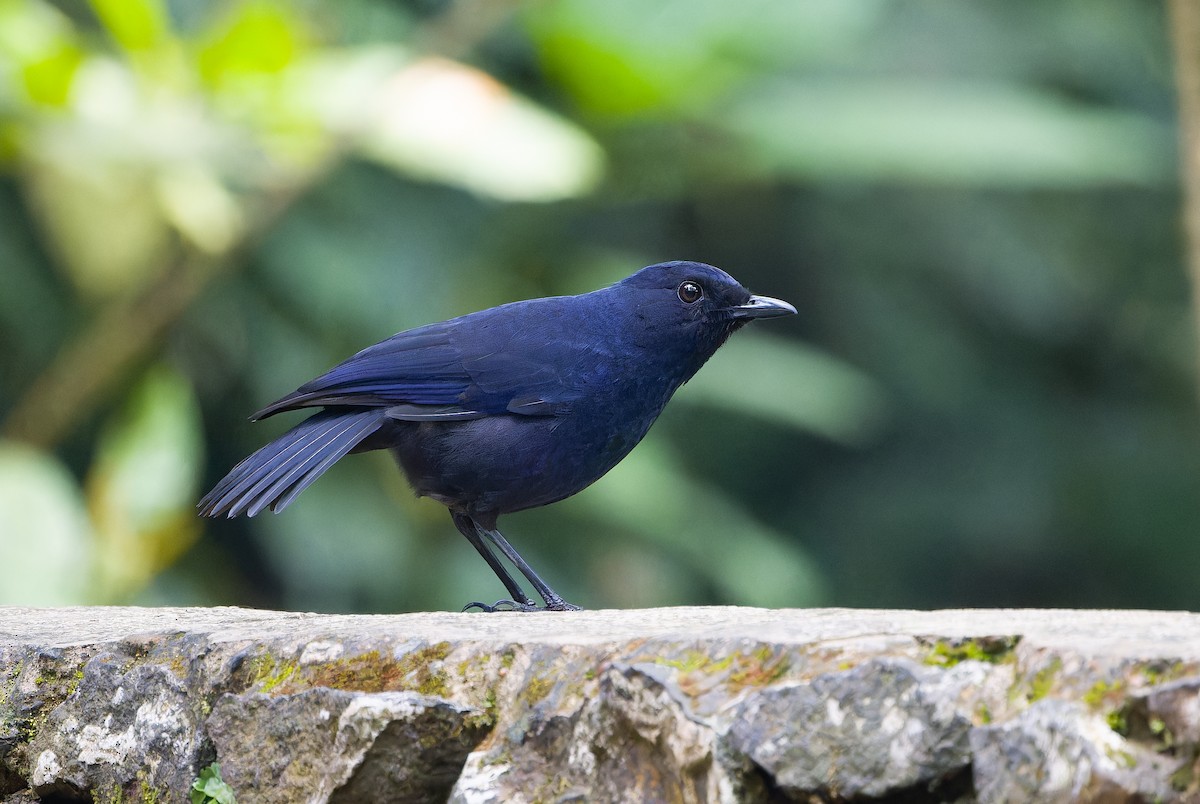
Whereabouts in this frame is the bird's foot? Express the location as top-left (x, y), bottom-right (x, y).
top-left (462, 599), bottom-right (541, 613)
top-left (462, 598), bottom-right (583, 613)
top-left (541, 595), bottom-right (583, 612)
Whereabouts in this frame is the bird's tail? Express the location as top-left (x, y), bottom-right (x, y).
top-left (198, 409), bottom-right (386, 518)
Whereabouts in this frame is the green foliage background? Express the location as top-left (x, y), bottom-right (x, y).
top-left (0, 0), bottom-right (1192, 613)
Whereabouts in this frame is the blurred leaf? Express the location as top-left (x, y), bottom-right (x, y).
top-left (18, 49), bottom-right (244, 297)
top-left (529, 0), bottom-right (740, 118)
top-left (529, 0), bottom-right (885, 118)
top-left (582, 439), bottom-right (826, 607)
top-left (537, 32), bottom-right (663, 118)
top-left (21, 44), bottom-right (84, 106)
top-left (725, 79), bottom-right (1175, 186)
top-left (717, 0), bottom-right (884, 67)
top-left (155, 162), bottom-right (244, 254)
top-left (359, 57), bottom-right (604, 201)
top-left (0, 0), bottom-right (84, 106)
top-left (89, 0), bottom-right (170, 53)
top-left (0, 440), bottom-right (93, 605)
top-left (681, 332), bottom-right (887, 445)
top-left (0, 124), bottom-right (18, 161)
top-left (22, 144), bottom-right (171, 297)
top-left (87, 364), bottom-right (203, 601)
top-left (198, 0), bottom-right (305, 85)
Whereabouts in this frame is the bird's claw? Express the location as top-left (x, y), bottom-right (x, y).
top-left (462, 598), bottom-right (583, 613)
top-left (541, 597), bottom-right (583, 612)
top-left (462, 599), bottom-right (540, 613)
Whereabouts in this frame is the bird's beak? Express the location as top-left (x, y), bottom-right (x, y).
top-left (729, 294), bottom-right (797, 320)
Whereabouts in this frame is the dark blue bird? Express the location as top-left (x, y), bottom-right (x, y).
top-left (198, 261), bottom-right (795, 611)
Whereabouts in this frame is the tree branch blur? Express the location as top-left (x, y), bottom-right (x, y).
top-left (1169, 0), bottom-right (1200, 392)
top-left (0, 175), bottom-right (320, 449)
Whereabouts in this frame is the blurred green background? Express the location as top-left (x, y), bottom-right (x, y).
top-left (0, 0), bottom-right (1193, 613)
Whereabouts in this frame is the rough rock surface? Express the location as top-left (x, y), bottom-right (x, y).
top-left (205, 687), bottom-right (486, 803)
top-left (2, 607), bottom-right (1200, 802)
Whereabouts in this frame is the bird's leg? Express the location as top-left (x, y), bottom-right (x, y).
top-left (477, 524), bottom-right (582, 612)
top-left (450, 512), bottom-right (538, 611)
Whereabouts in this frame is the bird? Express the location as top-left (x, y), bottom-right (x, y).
top-left (198, 260), bottom-right (795, 611)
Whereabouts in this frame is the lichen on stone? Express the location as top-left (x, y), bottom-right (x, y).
top-left (922, 635), bottom-right (1020, 668)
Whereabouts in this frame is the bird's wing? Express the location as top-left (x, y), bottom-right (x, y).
top-left (252, 298), bottom-right (599, 421)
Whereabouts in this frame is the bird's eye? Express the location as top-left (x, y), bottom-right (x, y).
top-left (677, 281), bottom-right (703, 304)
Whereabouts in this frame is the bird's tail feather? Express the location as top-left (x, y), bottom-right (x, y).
top-left (198, 409), bottom-right (386, 518)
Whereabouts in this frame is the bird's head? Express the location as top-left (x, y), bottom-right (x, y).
top-left (615, 260), bottom-right (796, 373)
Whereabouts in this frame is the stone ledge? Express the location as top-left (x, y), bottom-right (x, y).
top-left (2, 607), bottom-right (1200, 802)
